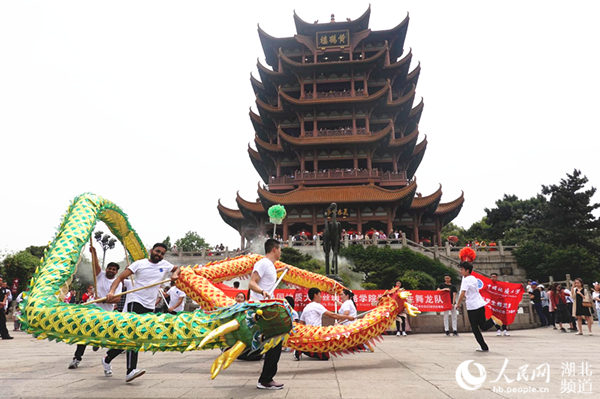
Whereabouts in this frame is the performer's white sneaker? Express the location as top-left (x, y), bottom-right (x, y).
top-left (68, 359), bottom-right (80, 369)
top-left (101, 358), bottom-right (112, 377)
top-left (257, 380), bottom-right (284, 390)
top-left (126, 369), bottom-right (146, 383)
top-left (396, 331), bottom-right (401, 336)
top-left (503, 330), bottom-right (510, 336)
top-left (402, 331), bottom-right (407, 336)
top-left (496, 329), bottom-right (502, 336)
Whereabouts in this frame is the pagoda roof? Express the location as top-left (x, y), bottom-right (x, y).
top-left (249, 109), bottom-right (273, 141)
top-left (408, 98), bottom-right (424, 126)
top-left (257, 59), bottom-right (294, 90)
top-left (278, 121), bottom-right (392, 148)
top-left (255, 97), bottom-right (295, 120)
top-left (248, 145), bottom-right (270, 183)
top-left (435, 192), bottom-right (464, 214)
top-left (407, 136), bottom-right (427, 179)
top-left (367, 14), bottom-right (409, 60)
top-left (390, 125), bottom-right (419, 147)
top-left (293, 6), bottom-right (371, 36)
top-left (217, 200), bottom-right (244, 230)
top-left (435, 192), bottom-right (465, 225)
top-left (250, 73), bottom-right (275, 104)
top-left (236, 192), bottom-right (266, 214)
top-left (279, 81), bottom-right (389, 111)
top-left (279, 47), bottom-right (387, 74)
top-left (254, 135), bottom-right (284, 153)
top-left (250, 73), bottom-right (264, 92)
top-left (385, 84), bottom-right (416, 111)
top-left (257, 25), bottom-right (299, 70)
top-left (406, 63), bottom-right (421, 87)
top-left (411, 185), bottom-right (443, 214)
top-left (257, 179), bottom-right (417, 206)
top-left (380, 49), bottom-right (412, 80)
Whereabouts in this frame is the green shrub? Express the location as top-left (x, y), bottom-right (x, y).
top-left (340, 245), bottom-right (457, 289)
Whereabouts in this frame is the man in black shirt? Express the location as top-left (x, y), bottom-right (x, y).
top-left (529, 281), bottom-right (548, 326)
top-left (438, 274), bottom-right (458, 336)
top-left (0, 277), bottom-right (14, 339)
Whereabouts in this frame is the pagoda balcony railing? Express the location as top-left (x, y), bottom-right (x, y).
top-left (304, 89), bottom-right (366, 99)
top-left (268, 169), bottom-right (408, 187)
top-left (305, 127), bottom-right (368, 137)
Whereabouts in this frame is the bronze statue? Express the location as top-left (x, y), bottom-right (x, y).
top-left (323, 203), bottom-right (341, 276)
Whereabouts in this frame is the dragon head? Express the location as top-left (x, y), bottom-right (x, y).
top-left (378, 287), bottom-right (421, 317)
top-left (195, 299), bottom-right (293, 379)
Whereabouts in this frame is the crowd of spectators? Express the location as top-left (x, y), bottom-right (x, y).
top-left (527, 279), bottom-right (599, 335)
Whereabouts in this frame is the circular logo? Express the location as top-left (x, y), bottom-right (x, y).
top-left (476, 278), bottom-right (484, 290)
top-left (455, 360), bottom-right (487, 391)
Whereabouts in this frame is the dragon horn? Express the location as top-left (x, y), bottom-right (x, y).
top-left (198, 319), bottom-right (240, 349)
top-left (404, 302), bottom-right (421, 317)
top-left (210, 340), bottom-right (247, 379)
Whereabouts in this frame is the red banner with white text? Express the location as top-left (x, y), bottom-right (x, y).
top-left (405, 290), bottom-right (452, 312)
top-left (217, 286), bottom-right (451, 312)
top-left (472, 272), bottom-right (525, 325)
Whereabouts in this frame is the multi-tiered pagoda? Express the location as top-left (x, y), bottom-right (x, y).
top-left (218, 7), bottom-right (463, 248)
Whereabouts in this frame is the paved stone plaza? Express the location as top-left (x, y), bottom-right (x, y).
top-left (1, 325), bottom-right (598, 399)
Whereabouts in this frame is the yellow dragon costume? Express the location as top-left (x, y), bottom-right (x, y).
top-left (21, 193), bottom-right (419, 379)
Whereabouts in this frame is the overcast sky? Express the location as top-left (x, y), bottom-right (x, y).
top-left (1, 0), bottom-right (599, 257)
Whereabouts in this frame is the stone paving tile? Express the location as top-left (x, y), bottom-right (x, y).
top-left (1, 326), bottom-right (598, 398)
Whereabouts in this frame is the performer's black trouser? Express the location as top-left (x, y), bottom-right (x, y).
top-left (467, 306), bottom-right (495, 351)
top-left (0, 310), bottom-right (10, 338)
top-left (105, 302), bottom-right (153, 374)
top-left (74, 344), bottom-right (87, 360)
top-left (396, 316), bottom-right (406, 332)
top-left (258, 341), bottom-right (283, 384)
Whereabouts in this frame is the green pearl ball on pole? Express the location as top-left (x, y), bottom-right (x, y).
top-left (268, 204), bottom-right (286, 237)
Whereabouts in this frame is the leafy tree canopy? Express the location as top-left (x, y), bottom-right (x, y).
top-left (174, 231), bottom-right (210, 251)
top-left (465, 170), bottom-right (600, 283)
top-left (1, 245), bottom-right (46, 290)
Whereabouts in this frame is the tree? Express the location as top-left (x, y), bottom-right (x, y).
top-left (464, 217), bottom-right (493, 242)
top-left (399, 270), bottom-right (437, 290)
top-left (162, 236), bottom-right (172, 249)
top-left (175, 231), bottom-right (210, 251)
top-left (1, 246), bottom-right (46, 290)
top-left (94, 231), bottom-right (117, 268)
top-left (440, 223), bottom-right (467, 245)
top-left (540, 169), bottom-right (600, 249)
top-left (280, 247), bottom-right (324, 273)
top-left (483, 194), bottom-right (547, 243)
top-left (513, 170), bottom-right (600, 283)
